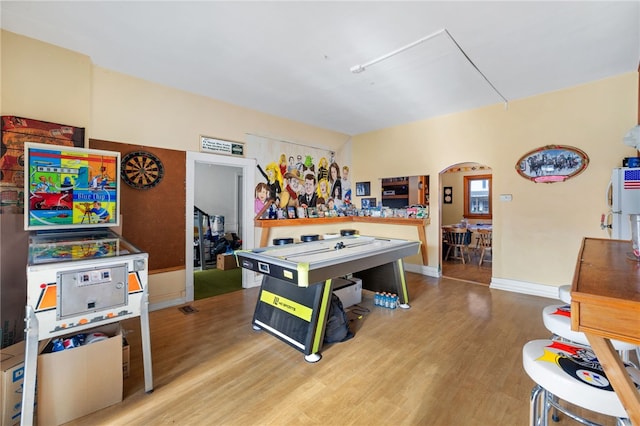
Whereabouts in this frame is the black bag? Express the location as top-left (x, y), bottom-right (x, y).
top-left (212, 238), bottom-right (229, 256)
top-left (324, 294), bottom-right (354, 344)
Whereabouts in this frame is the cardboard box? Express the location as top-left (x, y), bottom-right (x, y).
top-left (1, 341), bottom-right (25, 426)
top-left (37, 324), bottom-right (122, 426)
top-left (217, 253), bottom-right (238, 270)
top-left (122, 339), bottom-right (130, 379)
top-left (333, 278), bottom-right (362, 308)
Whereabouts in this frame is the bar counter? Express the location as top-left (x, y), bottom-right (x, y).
top-left (571, 237), bottom-right (640, 424)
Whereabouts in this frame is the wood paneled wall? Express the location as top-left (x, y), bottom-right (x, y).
top-left (89, 139), bottom-right (185, 271)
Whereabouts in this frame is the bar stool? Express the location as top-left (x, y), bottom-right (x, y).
top-left (542, 304), bottom-right (638, 363)
top-left (557, 285), bottom-right (571, 304)
top-left (523, 339), bottom-right (638, 426)
top-left (551, 286), bottom-right (640, 364)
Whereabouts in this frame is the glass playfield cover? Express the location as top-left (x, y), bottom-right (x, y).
top-left (27, 229), bottom-right (141, 265)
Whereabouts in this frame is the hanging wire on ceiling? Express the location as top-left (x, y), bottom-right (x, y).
top-left (350, 28), bottom-right (509, 109)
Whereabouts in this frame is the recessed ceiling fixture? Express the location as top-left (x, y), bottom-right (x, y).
top-left (350, 28), bottom-right (508, 107)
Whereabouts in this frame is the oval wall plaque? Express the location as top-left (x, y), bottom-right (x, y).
top-left (515, 145), bottom-right (589, 183)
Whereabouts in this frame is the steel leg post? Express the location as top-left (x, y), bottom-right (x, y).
top-left (140, 288), bottom-right (154, 393)
top-left (21, 306), bottom-right (39, 426)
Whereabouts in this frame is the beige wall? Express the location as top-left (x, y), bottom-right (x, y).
top-left (0, 30), bottom-right (92, 133)
top-left (351, 73), bottom-right (638, 290)
top-left (1, 31), bottom-right (350, 307)
top-left (90, 67), bottom-right (350, 153)
top-left (2, 30), bottom-right (638, 302)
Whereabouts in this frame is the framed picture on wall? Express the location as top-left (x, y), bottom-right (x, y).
top-left (515, 145), bottom-right (589, 183)
top-left (356, 181), bottom-right (370, 196)
top-left (287, 206), bottom-right (296, 219)
top-left (443, 187), bottom-right (453, 204)
top-left (361, 198), bottom-right (376, 209)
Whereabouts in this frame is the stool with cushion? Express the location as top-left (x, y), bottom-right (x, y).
top-left (542, 304), bottom-right (638, 363)
top-left (557, 285), bottom-right (572, 304)
top-left (522, 339), bottom-right (639, 426)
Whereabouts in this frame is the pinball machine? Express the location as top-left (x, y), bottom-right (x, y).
top-left (20, 143), bottom-right (153, 425)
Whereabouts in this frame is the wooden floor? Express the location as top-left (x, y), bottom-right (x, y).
top-left (442, 246), bottom-right (492, 285)
top-left (65, 273), bottom-right (620, 426)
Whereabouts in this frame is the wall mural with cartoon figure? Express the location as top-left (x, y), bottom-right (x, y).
top-left (247, 135), bottom-right (352, 219)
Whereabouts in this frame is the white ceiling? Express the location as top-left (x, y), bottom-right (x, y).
top-left (2, 1), bottom-right (639, 135)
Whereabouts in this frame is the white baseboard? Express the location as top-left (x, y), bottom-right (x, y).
top-left (489, 277), bottom-right (559, 300)
top-left (405, 263), bottom-right (440, 277)
top-left (404, 263), bottom-right (560, 300)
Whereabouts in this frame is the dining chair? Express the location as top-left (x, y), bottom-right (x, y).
top-left (476, 228), bottom-right (492, 266)
top-left (443, 227), bottom-right (471, 264)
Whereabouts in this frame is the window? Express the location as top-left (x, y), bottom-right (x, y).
top-left (464, 174), bottom-right (492, 219)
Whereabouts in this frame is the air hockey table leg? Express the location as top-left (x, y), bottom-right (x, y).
top-left (304, 353), bottom-right (322, 363)
top-left (302, 279), bottom-right (334, 363)
top-left (355, 259), bottom-right (411, 308)
top-left (396, 259), bottom-right (410, 308)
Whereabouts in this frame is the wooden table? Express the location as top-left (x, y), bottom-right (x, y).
top-left (571, 237), bottom-right (640, 424)
top-left (255, 216), bottom-right (429, 265)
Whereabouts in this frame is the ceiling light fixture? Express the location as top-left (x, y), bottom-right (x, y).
top-left (350, 28), bottom-right (508, 107)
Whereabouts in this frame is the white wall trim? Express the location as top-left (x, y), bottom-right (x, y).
top-left (405, 262), bottom-right (560, 300)
top-left (405, 262), bottom-right (440, 277)
top-left (490, 277), bottom-right (559, 300)
top-left (186, 151), bottom-right (256, 303)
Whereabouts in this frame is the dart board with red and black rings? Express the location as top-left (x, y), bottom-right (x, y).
top-left (121, 151), bottom-right (164, 190)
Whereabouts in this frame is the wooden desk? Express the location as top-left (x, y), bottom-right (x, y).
top-left (571, 237), bottom-right (640, 424)
top-left (255, 216), bottom-right (429, 265)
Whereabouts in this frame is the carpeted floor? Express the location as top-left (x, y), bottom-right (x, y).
top-left (194, 267), bottom-right (243, 300)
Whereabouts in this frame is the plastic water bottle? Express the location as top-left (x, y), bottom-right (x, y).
top-left (384, 293), bottom-right (390, 308)
top-left (390, 294), bottom-right (397, 309)
top-left (374, 292), bottom-right (380, 306)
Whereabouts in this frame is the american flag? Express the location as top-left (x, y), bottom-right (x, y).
top-left (624, 169), bottom-right (640, 189)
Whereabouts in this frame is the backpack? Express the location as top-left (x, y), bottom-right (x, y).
top-left (212, 238), bottom-right (229, 256)
top-left (324, 293), bottom-right (354, 344)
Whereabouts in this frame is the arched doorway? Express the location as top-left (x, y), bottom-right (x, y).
top-left (439, 162), bottom-right (492, 285)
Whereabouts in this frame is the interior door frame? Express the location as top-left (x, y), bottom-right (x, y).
top-left (439, 162), bottom-right (493, 281)
top-left (185, 151), bottom-right (257, 301)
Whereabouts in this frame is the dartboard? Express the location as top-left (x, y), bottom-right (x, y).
top-left (121, 151), bottom-right (164, 189)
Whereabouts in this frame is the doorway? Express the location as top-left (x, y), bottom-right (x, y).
top-left (185, 151), bottom-right (257, 302)
top-left (439, 162), bottom-right (492, 285)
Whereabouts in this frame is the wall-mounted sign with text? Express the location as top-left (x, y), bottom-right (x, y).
top-left (200, 136), bottom-right (245, 157)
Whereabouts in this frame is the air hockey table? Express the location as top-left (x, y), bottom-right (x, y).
top-left (235, 235), bottom-right (420, 362)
